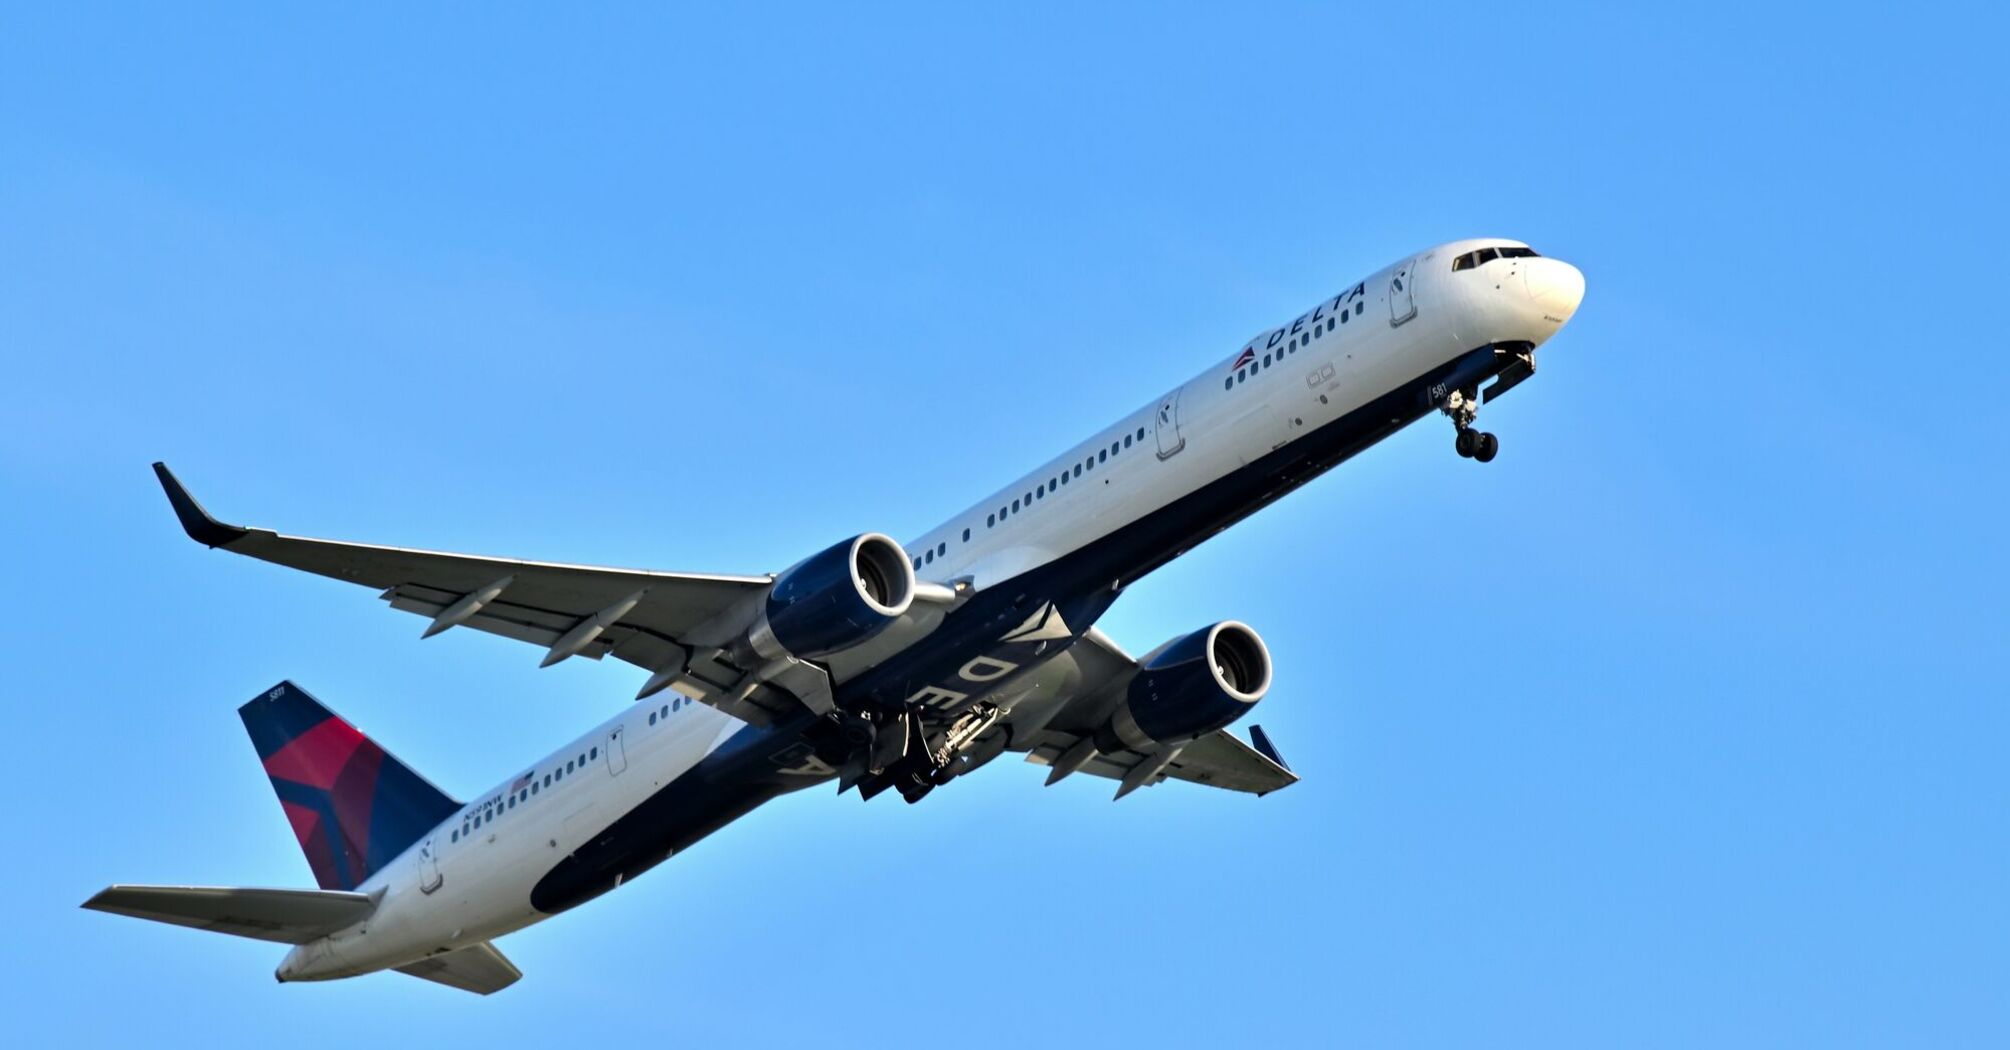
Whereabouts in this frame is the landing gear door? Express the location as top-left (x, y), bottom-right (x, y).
top-left (606, 726), bottom-right (628, 775)
top-left (418, 838), bottom-right (443, 894)
top-left (1389, 260), bottom-right (1418, 326)
top-left (1154, 389), bottom-right (1186, 459)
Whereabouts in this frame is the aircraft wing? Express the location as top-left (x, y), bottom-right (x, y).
top-left (1012, 629), bottom-right (1298, 798)
top-left (153, 463), bottom-right (770, 693)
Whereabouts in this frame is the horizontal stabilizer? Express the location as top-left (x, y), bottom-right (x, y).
top-left (81, 885), bottom-right (376, 945)
top-left (395, 941), bottom-right (522, 995)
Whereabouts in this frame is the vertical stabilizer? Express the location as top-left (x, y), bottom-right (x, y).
top-left (239, 682), bottom-right (460, 891)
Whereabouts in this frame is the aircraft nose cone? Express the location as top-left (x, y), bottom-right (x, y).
top-left (1524, 257), bottom-right (1585, 323)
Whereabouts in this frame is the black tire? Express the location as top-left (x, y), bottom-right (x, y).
top-left (1475, 432), bottom-right (1499, 463)
top-left (1455, 429), bottom-right (1479, 458)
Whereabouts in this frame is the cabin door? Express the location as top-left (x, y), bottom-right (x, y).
top-left (418, 838), bottom-right (443, 894)
top-left (1389, 260), bottom-right (1418, 325)
top-left (605, 726), bottom-right (628, 775)
top-left (1154, 390), bottom-right (1186, 459)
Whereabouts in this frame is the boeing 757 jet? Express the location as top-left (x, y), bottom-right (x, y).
top-left (86, 239), bottom-right (1584, 993)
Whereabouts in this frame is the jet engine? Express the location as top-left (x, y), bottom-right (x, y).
top-left (1099, 621), bottom-right (1271, 752)
top-left (753, 533), bottom-right (916, 660)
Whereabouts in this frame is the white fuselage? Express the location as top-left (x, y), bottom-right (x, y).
top-left (281, 238), bottom-right (1584, 982)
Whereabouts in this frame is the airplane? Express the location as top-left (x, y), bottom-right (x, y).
top-left (84, 238), bottom-right (1585, 994)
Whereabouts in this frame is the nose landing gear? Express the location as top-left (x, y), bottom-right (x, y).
top-left (1442, 389), bottom-right (1499, 463)
top-left (1454, 427), bottom-right (1498, 462)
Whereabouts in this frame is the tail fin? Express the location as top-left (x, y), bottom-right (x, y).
top-left (240, 682), bottom-right (460, 891)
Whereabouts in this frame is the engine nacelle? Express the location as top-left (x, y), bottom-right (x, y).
top-left (754, 533), bottom-right (916, 660)
top-left (1099, 621), bottom-right (1271, 752)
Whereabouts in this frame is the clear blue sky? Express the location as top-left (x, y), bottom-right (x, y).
top-left (3, 4), bottom-right (2002, 1046)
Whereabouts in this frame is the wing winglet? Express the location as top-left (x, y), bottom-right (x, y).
top-left (1248, 724), bottom-right (1290, 773)
top-left (152, 462), bottom-right (250, 548)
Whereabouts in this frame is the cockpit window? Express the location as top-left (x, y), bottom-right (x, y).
top-left (1451, 245), bottom-right (1540, 271)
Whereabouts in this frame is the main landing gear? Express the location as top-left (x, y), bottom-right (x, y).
top-left (839, 703), bottom-right (1002, 805)
top-left (1442, 388), bottom-right (1499, 464)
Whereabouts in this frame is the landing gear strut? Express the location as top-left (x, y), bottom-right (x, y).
top-left (1442, 388), bottom-right (1499, 464)
top-left (843, 702), bottom-right (1002, 805)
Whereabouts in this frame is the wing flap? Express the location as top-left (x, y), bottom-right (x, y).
top-left (81, 885), bottom-right (377, 945)
top-left (384, 586), bottom-right (607, 654)
top-left (1161, 728), bottom-right (1298, 794)
top-left (1025, 728), bottom-right (1297, 795)
top-left (394, 941), bottom-right (522, 995)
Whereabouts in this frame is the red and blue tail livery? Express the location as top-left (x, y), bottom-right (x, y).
top-left (239, 682), bottom-right (460, 891)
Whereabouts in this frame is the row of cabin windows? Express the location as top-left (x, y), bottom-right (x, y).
top-left (1225, 300), bottom-right (1366, 390)
top-left (646, 696), bottom-right (693, 725)
top-left (913, 423), bottom-right (1152, 569)
top-left (986, 425), bottom-right (1150, 530)
top-left (449, 745), bottom-right (601, 842)
top-left (1451, 245), bottom-right (1539, 271)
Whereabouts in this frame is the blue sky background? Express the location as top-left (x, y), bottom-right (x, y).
top-left (2, 3), bottom-right (2003, 1046)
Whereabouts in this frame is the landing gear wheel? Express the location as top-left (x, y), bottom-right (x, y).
top-left (1455, 429), bottom-right (1479, 458)
top-left (1474, 432), bottom-right (1499, 463)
